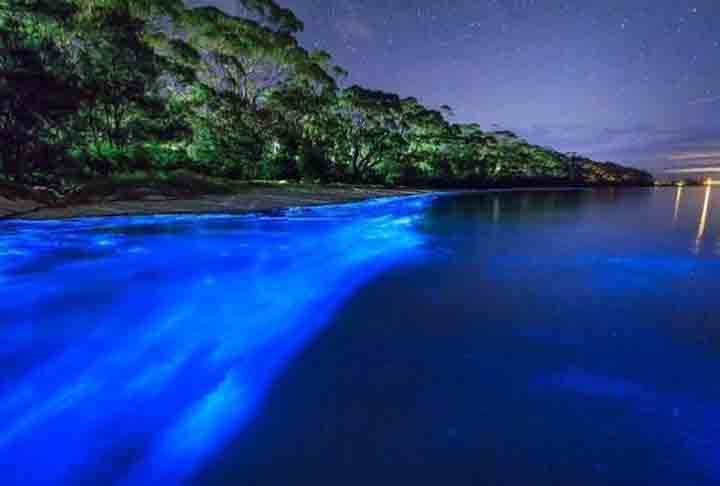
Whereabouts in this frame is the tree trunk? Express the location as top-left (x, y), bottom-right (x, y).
top-left (351, 144), bottom-right (361, 183)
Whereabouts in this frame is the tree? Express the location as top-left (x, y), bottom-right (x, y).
top-left (0, 0), bottom-right (84, 184)
top-left (0, 0), bottom-right (654, 190)
top-left (324, 86), bottom-right (411, 182)
top-left (174, 5), bottom-right (336, 179)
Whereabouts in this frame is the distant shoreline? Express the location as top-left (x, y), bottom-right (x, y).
top-left (0, 183), bottom-right (663, 222)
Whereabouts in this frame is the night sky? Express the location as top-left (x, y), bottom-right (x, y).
top-left (220, 1), bottom-right (720, 172)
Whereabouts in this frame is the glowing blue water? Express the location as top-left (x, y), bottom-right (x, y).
top-left (0, 196), bottom-right (435, 484)
top-left (2, 188), bottom-right (720, 485)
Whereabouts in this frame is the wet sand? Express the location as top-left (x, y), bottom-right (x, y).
top-left (0, 185), bottom-right (427, 221)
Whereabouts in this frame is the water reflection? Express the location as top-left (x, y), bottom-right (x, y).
top-left (492, 197), bottom-right (501, 224)
top-left (3, 189), bottom-right (720, 486)
top-left (696, 185), bottom-right (712, 244)
top-left (670, 185), bottom-right (717, 254)
top-left (196, 188), bottom-right (720, 486)
top-left (673, 185), bottom-right (684, 224)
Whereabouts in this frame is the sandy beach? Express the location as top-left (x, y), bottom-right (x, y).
top-left (0, 185), bottom-right (428, 221)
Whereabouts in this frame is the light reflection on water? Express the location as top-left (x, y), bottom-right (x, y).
top-left (673, 185), bottom-right (684, 223)
top-left (696, 185), bottom-right (713, 251)
top-left (1, 189), bottom-right (720, 486)
top-left (671, 184), bottom-right (718, 254)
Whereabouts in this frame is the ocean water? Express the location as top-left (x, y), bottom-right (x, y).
top-left (1, 188), bottom-right (719, 485)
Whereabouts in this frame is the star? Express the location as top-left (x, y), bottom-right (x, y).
top-left (273, 0), bottom-right (720, 171)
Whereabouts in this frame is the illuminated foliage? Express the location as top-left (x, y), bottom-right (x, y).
top-left (0, 0), bottom-right (652, 189)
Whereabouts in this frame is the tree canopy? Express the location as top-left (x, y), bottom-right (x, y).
top-left (0, 0), bottom-right (653, 191)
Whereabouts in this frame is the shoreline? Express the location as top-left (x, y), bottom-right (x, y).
top-left (0, 185), bottom-right (655, 222)
top-left (0, 185), bottom-right (430, 221)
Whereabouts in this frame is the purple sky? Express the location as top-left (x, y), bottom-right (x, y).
top-left (210, 1), bottom-right (720, 172)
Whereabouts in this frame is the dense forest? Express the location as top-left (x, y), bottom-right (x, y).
top-left (0, 0), bottom-right (653, 197)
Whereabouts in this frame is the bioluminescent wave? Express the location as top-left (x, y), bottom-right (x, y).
top-left (3, 189), bottom-right (720, 486)
top-left (0, 195), bottom-right (436, 485)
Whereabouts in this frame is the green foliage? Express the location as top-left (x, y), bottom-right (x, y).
top-left (0, 0), bottom-right (653, 191)
top-left (185, 86), bottom-right (263, 178)
top-left (0, 0), bottom-right (84, 183)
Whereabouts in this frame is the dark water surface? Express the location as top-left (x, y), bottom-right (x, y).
top-left (1, 188), bottom-right (719, 485)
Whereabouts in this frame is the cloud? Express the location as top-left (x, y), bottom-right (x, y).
top-left (665, 150), bottom-right (720, 173)
top-left (669, 151), bottom-right (720, 161)
top-left (664, 167), bottom-right (720, 174)
top-left (688, 95), bottom-right (720, 106)
top-left (513, 122), bottom-right (720, 172)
